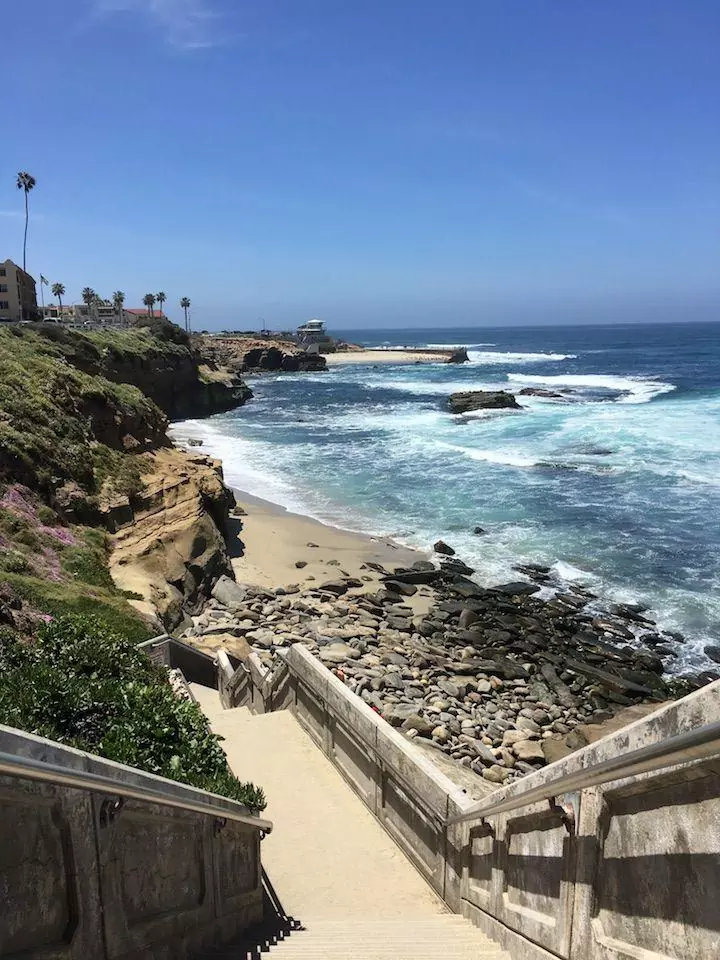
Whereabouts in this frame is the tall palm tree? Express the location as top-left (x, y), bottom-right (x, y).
top-left (143, 293), bottom-right (156, 316)
top-left (156, 291), bottom-right (167, 317)
top-left (81, 286), bottom-right (96, 314)
top-left (112, 291), bottom-right (125, 323)
top-left (180, 297), bottom-right (191, 332)
top-left (16, 171), bottom-right (36, 273)
top-left (51, 282), bottom-right (65, 316)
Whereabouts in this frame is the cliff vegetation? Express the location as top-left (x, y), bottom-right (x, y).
top-left (0, 320), bottom-right (261, 804)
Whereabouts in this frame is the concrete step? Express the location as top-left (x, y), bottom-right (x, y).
top-left (197, 918), bottom-right (509, 959)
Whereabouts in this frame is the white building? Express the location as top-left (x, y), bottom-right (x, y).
top-left (42, 302), bottom-right (130, 326)
top-left (297, 318), bottom-right (334, 352)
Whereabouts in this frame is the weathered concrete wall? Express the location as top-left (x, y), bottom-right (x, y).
top-left (139, 634), bottom-right (219, 689)
top-left (0, 725), bottom-right (264, 960)
top-left (219, 644), bottom-right (720, 960)
top-left (453, 679), bottom-right (720, 960)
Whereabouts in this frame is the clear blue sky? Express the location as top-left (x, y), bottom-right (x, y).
top-left (2, 1), bottom-right (719, 329)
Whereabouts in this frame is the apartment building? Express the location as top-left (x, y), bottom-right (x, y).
top-left (0, 259), bottom-right (38, 322)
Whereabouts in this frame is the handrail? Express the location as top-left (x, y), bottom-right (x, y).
top-left (0, 750), bottom-right (273, 834)
top-left (447, 718), bottom-right (720, 826)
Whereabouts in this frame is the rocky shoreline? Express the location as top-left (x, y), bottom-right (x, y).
top-left (176, 521), bottom-right (714, 787)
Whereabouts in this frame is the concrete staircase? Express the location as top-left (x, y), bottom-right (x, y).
top-left (191, 685), bottom-right (510, 960)
top-left (256, 919), bottom-right (508, 958)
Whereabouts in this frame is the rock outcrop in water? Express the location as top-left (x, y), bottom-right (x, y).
top-left (448, 390), bottom-right (522, 414)
top-left (518, 387), bottom-right (567, 399)
top-left (446, 349), bottom-right (470, 364)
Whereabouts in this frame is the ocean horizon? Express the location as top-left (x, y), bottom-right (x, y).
top-left (174, 319), bottom-right (720, 673)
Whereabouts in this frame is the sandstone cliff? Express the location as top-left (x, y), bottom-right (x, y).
top-left (107, 448), bottom-right (236, 630)
top-left (0, 321), bottom-right (253, 633)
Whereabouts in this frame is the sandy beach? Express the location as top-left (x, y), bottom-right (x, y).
top-left (228, 490), bottom-right (434, 612)
top-left (325, 349), bottom-right (452, 365)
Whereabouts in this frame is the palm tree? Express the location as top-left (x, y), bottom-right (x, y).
top-left (180, 297), bottom-right (191, 332)
top-left (156, 291), bottom-right (167, 317)
top-left (143, 293), bottom-right (156, 316)
top-left (112, 290), bottom-right (125, 323)
top-left (16, 171), bottom-right (36, 273)
top-left (51, 282), bottom-right (65, 316)
top-left (81, 286), bottom-right (97, 318)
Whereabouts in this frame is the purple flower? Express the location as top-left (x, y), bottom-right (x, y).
top-left (0, 486), bottom-right (38, 520)
top-left (32, 547), bottom-right (63, 582)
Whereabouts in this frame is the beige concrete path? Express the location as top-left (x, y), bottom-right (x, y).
top-left (191, 683), bottom-right (448, 921)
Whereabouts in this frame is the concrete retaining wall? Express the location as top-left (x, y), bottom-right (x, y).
top-left (218, 644), bottom-right (720, 960)
top-left (138, 635), bottom-right (220, 689)
top-left (0, 725), bottom-right (264, 960)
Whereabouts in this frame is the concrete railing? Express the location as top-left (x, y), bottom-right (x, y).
top-left (0, 723), bottom-right (268, 960)
top-left (218, 644), bottom-right (720, 960)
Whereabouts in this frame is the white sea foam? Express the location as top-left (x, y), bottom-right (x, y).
top-left (436, 441), bottom-right (539, 467)
top-left (507, 372), bottom-right (676, 404)
top-left (551, 560), bottom-right (599, 583)
top-left (467, 350), bottom-right (576, 365)
top-left (421, 342), bottom-right (497, 349)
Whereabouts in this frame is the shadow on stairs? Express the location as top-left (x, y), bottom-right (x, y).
top-left (194, 870), bottom-right (304, 959)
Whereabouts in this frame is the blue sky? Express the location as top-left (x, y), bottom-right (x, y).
top-left (2, 0), bottom-right (719, 329)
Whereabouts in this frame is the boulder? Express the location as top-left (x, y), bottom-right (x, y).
top-left (384, 580), bottom-right (418, 597)
top-left (382, 568), bottom-right (443, 585)
top-left (433, 540), bottom-right (456, 556)
top-left (704, 645), bottom-right (720, 664)
top-left (446, 349), bottom-right (470, 364)
top-left (512, 739), bottom-right (546, 762)
top-left (440, 557), bottom-right (475, 576)
top-left (492, 581), bottom-right (541, 596)
top-left (211, 575), bottom-right (247, 609)
top-left (518, 387), bottom-right (565, 399)
top-left (447, 390), bottom-right (522, 414)
top-left (483, 764), bottom-right (511, 784)
top-left (382, 703), bottom-right (423, 727)
top-left (318, 580), bottom-right (350, 596)
top-left (458, 608), bottom-right (479, 630)
top-left (400, 714), bottom-right (435, 736)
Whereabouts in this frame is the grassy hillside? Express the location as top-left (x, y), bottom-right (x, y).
top-left (0, 324), bottom-right (169, 499)
top-left (0, 322), bottom-right (263, 806)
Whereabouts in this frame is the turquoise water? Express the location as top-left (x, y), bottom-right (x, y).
top-left (174, 321), bottom-right (720, 670)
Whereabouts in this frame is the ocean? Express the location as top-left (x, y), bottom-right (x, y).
top-left (174, 321), bottom-right (720, 672)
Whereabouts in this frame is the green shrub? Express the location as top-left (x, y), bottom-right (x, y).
top-left (0, 550), bottom-right (29, 574)
top-left (91, 446), bottom-right (150, 500)
top-left (60, 545), bottom-right (116, 589)
top-left (37, 505), bottom-right (56, 525)
top-left (0, 616), bottom-right (265, 811)
top-left (0, 509), bottom-right (40, 548)
top-left (1, 573), bottom-right (153, 644)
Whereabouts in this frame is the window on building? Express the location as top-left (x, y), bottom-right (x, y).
top-left (0, 285), bottom-right (7, 293)
top-left (0, 268), bottom-right (6, 276)
top-left (0, 301), bottom-right (10, 310)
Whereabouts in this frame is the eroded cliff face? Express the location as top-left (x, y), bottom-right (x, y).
top-left (106, 448), bottom-right (236, 630)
